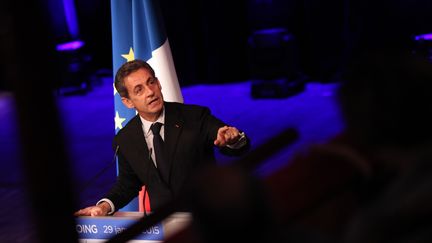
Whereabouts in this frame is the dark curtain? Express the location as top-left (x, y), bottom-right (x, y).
top-left (161, 0), bottom-right (347, 85)
top-left (67, 0), bottom-right (432, 88)
top-left (160, 0), bottom-right (250, 86)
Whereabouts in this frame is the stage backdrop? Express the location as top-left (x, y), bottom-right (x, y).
top-left (111, 0), bottom-right (183, 211)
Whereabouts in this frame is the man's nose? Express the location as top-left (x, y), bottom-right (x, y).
top-left (145, 87), bottom-right (155, 96)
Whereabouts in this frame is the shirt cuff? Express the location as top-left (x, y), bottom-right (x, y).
top-left (227, 131), bottom-right (247, 149)
top-left (97, 198), bottom-right (115, 215)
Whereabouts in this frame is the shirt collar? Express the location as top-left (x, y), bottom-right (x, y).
top-left (140, 107), bottom-right (165, 136)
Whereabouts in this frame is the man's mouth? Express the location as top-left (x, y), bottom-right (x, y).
top-left (148, 97), bottom-right (158, 105)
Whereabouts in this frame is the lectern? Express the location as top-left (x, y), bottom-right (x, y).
top-left (76, 212), bottom-right (192, 242)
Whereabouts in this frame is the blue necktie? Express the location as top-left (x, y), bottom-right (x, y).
top-left (150, 122), bottom-right (169, 183)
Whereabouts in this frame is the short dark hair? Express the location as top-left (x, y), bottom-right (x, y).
top-left (114, 59), bottom-right (156, 98)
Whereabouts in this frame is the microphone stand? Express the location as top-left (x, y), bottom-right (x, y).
top-left (78, 145), bottom-right (119, 194)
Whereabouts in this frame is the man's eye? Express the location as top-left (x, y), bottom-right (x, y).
top-left (149, 77), bottom-right (157, 85)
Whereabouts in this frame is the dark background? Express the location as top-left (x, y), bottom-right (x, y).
top-left (1, 0), bottom-right (432, 91)
top-left (76, 0), bottom-right (432, 84)
top-left (73, 0), bottom-right (346, 85)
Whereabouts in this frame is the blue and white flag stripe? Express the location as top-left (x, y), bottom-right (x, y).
top-left (148, 39), bottom-right (182, 102)
top-left (111, 0), bottom-right (183, 211)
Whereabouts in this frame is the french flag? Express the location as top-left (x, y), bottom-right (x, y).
top-left (111, 0), bottom-right (183, 212)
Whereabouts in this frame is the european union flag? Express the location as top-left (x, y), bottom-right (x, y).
top-left (111, 0), bottom-right (183, 211)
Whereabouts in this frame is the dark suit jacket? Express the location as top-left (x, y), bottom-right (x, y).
top-left (104, 102), bottom-right (250, 212)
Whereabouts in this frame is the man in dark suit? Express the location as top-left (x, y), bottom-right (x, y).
top-left (75, 59), bottom-right (249, 216)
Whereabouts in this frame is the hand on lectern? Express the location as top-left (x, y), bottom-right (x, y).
top-left (74, 201), bottom-right (111, 217)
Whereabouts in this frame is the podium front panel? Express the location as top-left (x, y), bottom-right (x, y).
top-left (76, 212), bottom-right (192, 242)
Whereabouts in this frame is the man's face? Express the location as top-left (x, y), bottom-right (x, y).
top-left (121, 68), bottom-right (164, 121)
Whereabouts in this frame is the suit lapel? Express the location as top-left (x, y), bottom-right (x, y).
top-left (164, 103), bottom-right (183, 178)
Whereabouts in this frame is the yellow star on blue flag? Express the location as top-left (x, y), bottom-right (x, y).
top-left (114, 111), bottom-right (126, 130)
top-left (121, 47), bottom-right (135, 62)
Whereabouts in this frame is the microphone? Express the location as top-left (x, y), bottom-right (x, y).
top-left (79, 145), bottom-right (120, 193)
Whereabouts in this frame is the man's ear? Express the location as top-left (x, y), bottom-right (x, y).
top-left (121, 97), bottom-right (135, 109)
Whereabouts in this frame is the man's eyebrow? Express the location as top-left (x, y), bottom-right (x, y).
top-left (146, 77), bottom-right (156, 83)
